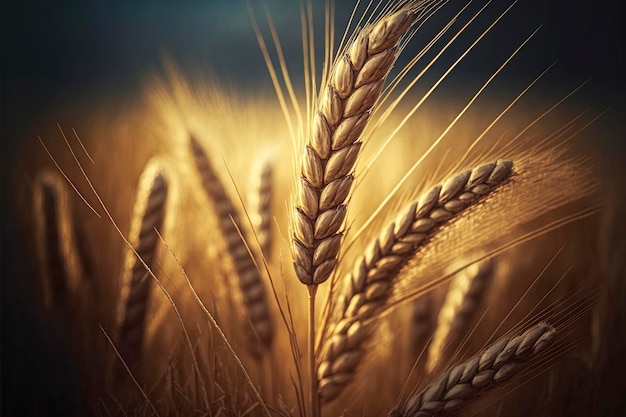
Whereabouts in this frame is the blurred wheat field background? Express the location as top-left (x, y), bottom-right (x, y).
top-left (2, 1), bottom-right (625, 416)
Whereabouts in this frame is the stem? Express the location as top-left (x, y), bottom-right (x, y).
top-left (307, 284), bottom-right (319, 417)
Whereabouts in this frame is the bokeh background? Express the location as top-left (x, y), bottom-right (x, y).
top-left (1, 0), bottom-right (624, 415)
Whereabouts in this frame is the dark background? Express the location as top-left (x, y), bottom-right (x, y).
top-left (1, 0), bottom-right (624, 151)
top-left (1, 0), bottom-right (624, 135)
top-left (1, 0), bottom-right (624, 415)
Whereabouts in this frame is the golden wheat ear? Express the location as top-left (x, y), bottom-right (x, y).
top-left (391, 322), bottom-right (556, 417)
top-left (248, 154), bottom-right (274, 262)
top-left (188, 135), bottom-right (274, 358)
top-left (116, 162), bottom-right (168, 372)
top-left (291, 7), bottom-right (419, 287)
top-left (318, 160), bottom-right (514, 403)
top-left (293, 8), bottom-right (430, 414)
top-left (426, 257), bottom-right (495, 373)
top-left (32, 171), bottom-right (84, 311)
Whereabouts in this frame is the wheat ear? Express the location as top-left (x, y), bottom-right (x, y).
top-left (390, 322), bottom-right (556, 417)
top-left (189, 136), bottom-right (274, 356)
top-left (33, 171), bottom-right (83, 310)
top-left (291, 7), bottom-right (418, 286)
top-left (248, 155), bottom-right (274, 262)
top-left (293, 9), bottom-right (420, 415)
top-left (426, 258), bottom-right (495, 372)
top-left (116, 164), bottom-right (168, 370)
top-left (318, 160), bottom-right (514, 402)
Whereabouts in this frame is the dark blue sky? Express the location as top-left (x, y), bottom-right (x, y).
top-left (2, 0), bottom-right (623, 105)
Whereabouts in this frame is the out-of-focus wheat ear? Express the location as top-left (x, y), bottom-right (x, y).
top-left (32, 171), bottom-right (84, 310)
top-left (248, 154), bottom-right (274, 262)
top-left (318, 160), bottom-right (514, 403)
top-left (390, 322), bottom-right (556, 417)
top-left (189, 135), bottom-right (274, 357)
top-left (426, 258), bottom-right (495, 373)
top-left (291, 7), bottom-right (419, 287)
top-left (116, 163), bottom-right (168, 372)
top-left (410, 295), bottom-right (434, 360)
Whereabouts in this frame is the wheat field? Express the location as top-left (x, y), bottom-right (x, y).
top-left (2, 1), bottom-right (625, 416)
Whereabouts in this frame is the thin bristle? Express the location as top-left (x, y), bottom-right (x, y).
top-left (291, 7), bottom-right (418, 286)
top-left (116, 164), bottom-right (168, 371)
top-left (426, 257), bottom-right (495, 372)
top-left (392, 322), bottom-right (557, 417)
top-left (317, 160), bottom-right (514, 402)
top-left (189, 135), bottom-right (274, 356)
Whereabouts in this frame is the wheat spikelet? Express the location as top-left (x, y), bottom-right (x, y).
top-left (291, 7), bottom-right (419, 286)
top-left (426, 257), bottom-right (495, 373)
top-left (390, 322), bottom-right (557, 417)
top-left (318, 160), bottom-right (514, 402)
top-left (248, 154), bottom-right (274, 262)
top-left (189, 135), bottom-right (274, 356)
top-left (116, 163), bottom-right (168, 370)
top-left (32, 171), bottom-right (83, 310)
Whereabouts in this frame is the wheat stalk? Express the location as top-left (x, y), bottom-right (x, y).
top-left (291, 8), bottom-right (422, 415)
top-left (318, 160), bottom-right (514, 402)
top-left (33, 171), bottom-right (83, 310)
top-left (116, 163), bottom-right (168, 371)
top-left (189, 135), bottom-right (274, 357)
top-left (426, 257), bottom-right (495, 373)
top-left (390, 322), bottom-right (557, 417)
top-left (248, 155), bottom-right (274, 262)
